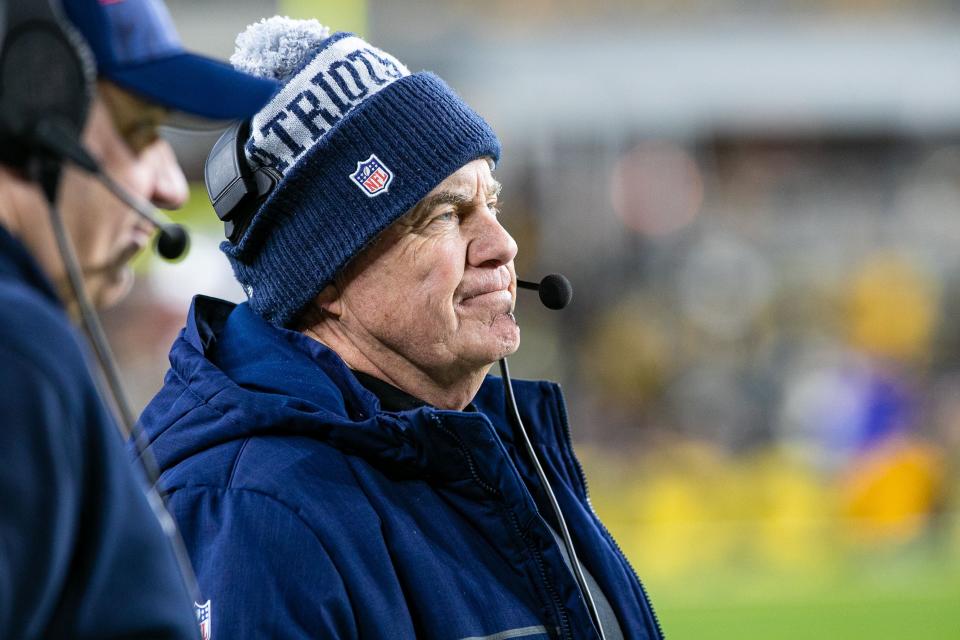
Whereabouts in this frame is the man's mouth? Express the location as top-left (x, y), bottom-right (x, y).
top-left (457, 267), bottom-right (513, 303)
top-left (119, 233), bottom-right (150, 265)
top-left (83, 230), bottom-right (151, 277)
top-left (459, 288), bottom-right (513, 307)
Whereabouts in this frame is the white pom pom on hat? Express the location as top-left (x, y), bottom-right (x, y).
top-left (231, 16), bottom-right (332, 81)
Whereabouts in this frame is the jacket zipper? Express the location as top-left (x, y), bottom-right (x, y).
top-left (552, 391), bottom-right (666, 640)
top-left (433, 415), bottom-right (573, 640)
top-left (506, 510), bottom-right (573, 640)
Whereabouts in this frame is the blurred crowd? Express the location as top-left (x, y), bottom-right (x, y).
top-left (490, 134), bottom-right (959, 578)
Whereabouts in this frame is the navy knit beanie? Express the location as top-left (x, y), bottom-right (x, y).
top-left (220, 17), bottom-right (501, 328)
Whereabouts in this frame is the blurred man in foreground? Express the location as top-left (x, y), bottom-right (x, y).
top-left (0, 0), bottom-right (276, 637)
top-left (138, 16), bottom-right (664, 640)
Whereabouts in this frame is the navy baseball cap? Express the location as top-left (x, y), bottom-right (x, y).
top-left (60, 0), bottom-right (278, 119)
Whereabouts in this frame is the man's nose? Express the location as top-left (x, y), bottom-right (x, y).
top-left (144, 140), bottom-right (189, 210)
top-left (467, 207), bottom-right (518, 268)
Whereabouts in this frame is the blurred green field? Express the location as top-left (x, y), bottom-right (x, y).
top-left (649, 565), bottom-right (960, 639)
top-left (580, 446), bottom-right (960, 639)
top-left (657, 596), bottom-right (959, 640)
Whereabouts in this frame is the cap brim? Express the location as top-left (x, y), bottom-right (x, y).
top-left (159, 122), bottom-right (231, 181)
top-left (107, 53), bottom-right (278, 120)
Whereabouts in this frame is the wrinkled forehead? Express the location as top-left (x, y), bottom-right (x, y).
top-left (431, 157), bottom-right (498, 196)
top-left (392, 159), bottom-right (499, 228)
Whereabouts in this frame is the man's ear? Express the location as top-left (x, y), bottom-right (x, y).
top-left (314, 283), bottom-right (343, 318)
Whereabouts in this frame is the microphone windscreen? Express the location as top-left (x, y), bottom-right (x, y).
top-left (155, 224), bottom-right (190, 261)
top-left (539, 273), bottom-right (573, 310)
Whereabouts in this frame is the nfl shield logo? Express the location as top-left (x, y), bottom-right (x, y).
top-left (350, 154), bottom-right (393, 197)
top-left (194, 600), bottom-right (212, 640)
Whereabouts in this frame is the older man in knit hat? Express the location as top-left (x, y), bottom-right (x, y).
top-left (138, 16), bottom-right (662, 640)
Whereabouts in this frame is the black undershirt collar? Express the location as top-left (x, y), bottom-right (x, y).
top-left (351, 370), bottom-right (427, 412)
top-left (351, 370), bottom-right (477, 413)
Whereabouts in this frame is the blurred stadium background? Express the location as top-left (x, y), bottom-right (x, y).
top-left (110, 1), bottom-right (960, 637)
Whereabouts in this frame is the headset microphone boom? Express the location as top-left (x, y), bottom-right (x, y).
top-left (27, 115), bottom-right (190, 260)
top-left (517, 273), bottom-right (573, 310)
top-left (504, 274), bottom-right (608, 640)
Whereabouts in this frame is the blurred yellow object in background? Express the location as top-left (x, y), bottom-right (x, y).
top-left (840, 438), bottom-right (945, 545)
top-left (846, 253), bottom-right (938, 363)
top-left (580, 296), bottom-right (673, 411)
top-left (751, 452), bottom-right (835, 571)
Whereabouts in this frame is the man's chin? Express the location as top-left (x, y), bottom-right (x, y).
top-left (88, 265), bottom-right (135, 309)
top-left (486, 313), bottom-right (521, 360)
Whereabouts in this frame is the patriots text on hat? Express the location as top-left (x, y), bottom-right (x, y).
top-left (239, 31), bottom-right (408, 175)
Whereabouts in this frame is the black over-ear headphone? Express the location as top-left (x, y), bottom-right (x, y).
top-left (205, 119), bottom-right (280, 243)
top-left (0, 0), bottom-right (94, 182)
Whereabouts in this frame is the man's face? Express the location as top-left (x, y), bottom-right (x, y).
top-left (333, 158), bottom-right (520, 385)
top-left (29, 81), bottom-right (188, 308)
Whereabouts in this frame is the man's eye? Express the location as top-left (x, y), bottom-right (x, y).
top-left (432, 211), bottom-right (456, 223)
top-left (123, 122), bottom-right (160, 153)
top-left (488, 202), bottom-right (500, 216)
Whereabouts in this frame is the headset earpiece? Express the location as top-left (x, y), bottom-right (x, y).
top-left (0, 0), bottom-right (94, 173)
top-left (205, 118), bottom-right (278, 243)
